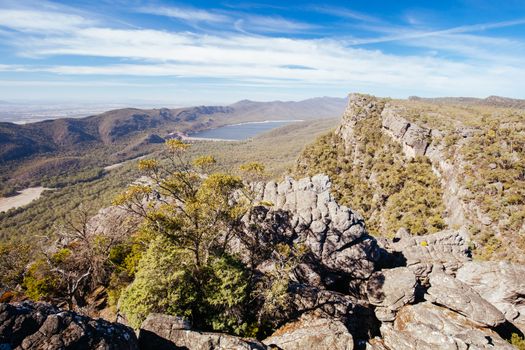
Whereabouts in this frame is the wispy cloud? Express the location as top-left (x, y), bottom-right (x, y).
top-left (234, 15), bottom-right (317, 33)
top-left (0, 3), bottom-right (524, 100)
top-left (137, 5), bottom-right (229, 23)
top-left (309, 5), bottom-right (380, 23)
top-left (0, 8), bottom-right (95, 33)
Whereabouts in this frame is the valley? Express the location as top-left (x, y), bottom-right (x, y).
top-left (1, 93), bottom-right (525, 350)
top-left (2, 1), bottom-right (525, 349)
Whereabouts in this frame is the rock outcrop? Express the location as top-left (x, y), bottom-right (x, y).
top-left (243, 174), bottom-right (380, 282)
top-left (378, 303), bottom-right (515, 350)
top-left (263, 313), bottom-right (353, 350)
top-left (366, 267), bottom-right (417, 322)
top-left (381, 105), bottom-right (431, 157)
top-left (457, 261), bottom-right (525, 333)
top-left (426, 271), bottom-right (506, 327)
top-left (378, 228), bottom-right (471, 278)
top-left (0, 301), bottom-right (137, 350)
top-left (139, 314), bottom-right (266, 350)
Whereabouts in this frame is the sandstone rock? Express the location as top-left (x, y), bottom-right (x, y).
top-left (382, 229), bottom-right (471, 278)
top-left (263, 313), bottom-right (353, 350)
top-left (87, 205), bottom-right (141, 237)
top-left (381, 105), bottom-right (431, 157)
top-left (240, 174), bottom-right (380, 282)
top-left (289, 284), bottom-right (356, 322)
top-left (366, 267), bottom-right (417, 322)
top-left (336, 94), bottom-right (384, 163)
top-left (381, 302), bottom-right (514, 350)
top-left (426, 271), bottom-right (505, 327)
top-left (0, 301), bottom-right (137, 350)
top-left (456, 261), bottom-right (525, 333)
top-left (139, 314), bottom-right (266, 350)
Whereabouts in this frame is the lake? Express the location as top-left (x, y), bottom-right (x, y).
top-left (190, 120), bottom-right (301, 141)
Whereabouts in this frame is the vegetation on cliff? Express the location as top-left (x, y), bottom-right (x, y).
top-left (296, 115), bottom-right (445, 237)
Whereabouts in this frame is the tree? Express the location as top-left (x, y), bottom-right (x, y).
top-left (115, 140), bottom-right (258, 332)
top-left (24, 204), bottom-right (130, 309)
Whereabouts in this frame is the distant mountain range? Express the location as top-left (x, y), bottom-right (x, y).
top-left (409, 95), bottom-right (525, 109)
top-left (0, 97), bottom-right (346, 164)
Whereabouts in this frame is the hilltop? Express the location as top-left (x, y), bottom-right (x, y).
top-left (297, 93), bottom-right (525, 262)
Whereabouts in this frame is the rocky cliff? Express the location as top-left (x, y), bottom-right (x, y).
top-left (300, 92), bottom-right (525, 262)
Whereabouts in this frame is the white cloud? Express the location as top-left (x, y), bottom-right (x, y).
top-left (0, 9), bottom-right (95, 33)
top-left (0, 6), bottom-right (524, 99)
top-left (310, 5), bottom-right (380, 23)
top-left (137, 5), bottom-right (229, 23)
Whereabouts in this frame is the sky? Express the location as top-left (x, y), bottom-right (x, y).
top-left (0, 0), bottom-right (525, 105)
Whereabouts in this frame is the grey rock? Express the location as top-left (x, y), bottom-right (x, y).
top-left (456, 261), bottom-right (525, 333)
top-left (0, 301), bottom-right (137, 350)
top-left (241, 174), bottom-right (380, 281)
top-left (381, 104), bottom-right (431, 157)
top-left (382, 229), bottom-right (471, 278)
top-left (366, 267), bottom-right (416, 321)
top-left (336, 94), bottom-right (384, 163)
top-left (380, 303), bottom-right (514, 350)
top-left (263, 313), bottom-right (353, 350)
top-left (139, 314), bottom-right (266, 350)
top-left (87, 205), bottom-right (141, 238)
top-left (289, 284), bottom-right (356, 322)
top-left (426, 271), bottom-right (505, 327)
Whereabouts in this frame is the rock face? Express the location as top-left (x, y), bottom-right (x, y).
top-left (379, 303), bottom-right (515, 350)
top-left (381, 105), bottom-right (431, 157)
top-left (87, 205), bottom-right (141, 237)
top-left (0, 301), bottom-right (138, 350)
top-left (263, 313), bottom-right (353, 350)
top-left (245, 174), bottom-right (380, 282)
top-left (378, 229), bottom-right (471, 278)
top-left (335, 93), bottom-right (384, 164)
top-left (366, 267), bottom-right (417, 322)
top-left (139, 314), bottom-right (266, 350)
top-left (426, 271), bottom-right (506, 327)
top-left (457, 261), bottom-right (525, 333)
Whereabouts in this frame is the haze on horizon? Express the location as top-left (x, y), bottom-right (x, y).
top-left (0, 0), bottom-right (525, 106)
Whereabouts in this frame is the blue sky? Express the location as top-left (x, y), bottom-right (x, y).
top-left (0, 0), bottom-right (525, 104)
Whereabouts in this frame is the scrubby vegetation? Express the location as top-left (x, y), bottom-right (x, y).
top-left (0, 120), bottom-right (335, 337)
top-left (4, 140), bottom-right (304, 339)
top-left (296, 120), bottom-right (445, 237)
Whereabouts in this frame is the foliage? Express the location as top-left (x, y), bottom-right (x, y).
top-left (117, 141), bottom-right (256, 333)
top-left (510, 333), bottom-right (525, 350)
top-left (0, 241), bottom-right (32, 290)
top-left (296, 118), bottom-right (445, 236)
top-left (23, 258), bottom-right (59, 301)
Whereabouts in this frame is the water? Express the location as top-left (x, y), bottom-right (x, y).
top-left (190, 120), bottom-right (301, 140)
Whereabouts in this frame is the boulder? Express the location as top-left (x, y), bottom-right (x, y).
top-left (87, 205), bottom-right (141, 238)
top-left (426, 271), bottom-right (506, 327)
top-left (289, 284), bottom-right (356, 322)
top-left (0, 301), bottom-right (137, 350)
top-left (139, 313), bottom-right (266, 350)
top-left (263, 313), bottom-right (353, 350)
top-left (456, 261), bottom-right (525, 333)
top-left (382, 229), bottom-right (471, 278)
top-left (366, 267), bottom-right (417, 322)
top-left (380, 302), bottom-right (514, 350)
